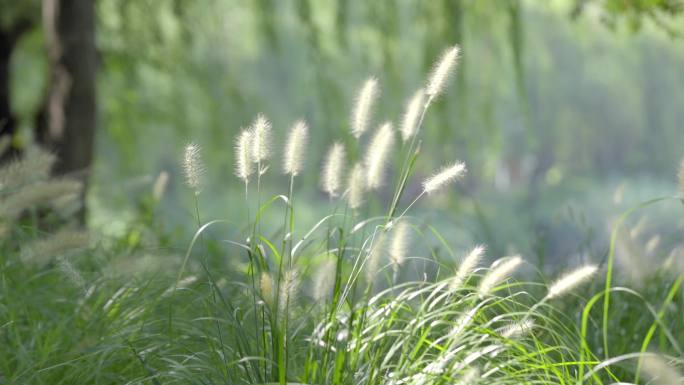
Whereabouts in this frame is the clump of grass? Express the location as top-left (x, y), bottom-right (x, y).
top-left (2, 45), bottom-right (683, 385)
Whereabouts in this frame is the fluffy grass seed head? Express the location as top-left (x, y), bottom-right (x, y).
top-left (283, 120), bottom-right (309, 176)
top-left (351, 77), bottom-right (379, 139)
top-left (389, 220), bottom-right (410, 270)
top-left (365, 122), bottom-right (395, 190)
top-left (183, 142), bottom-right (204, 194)
top-left (426, 45), bottom-right (460, 99)
top-left (455, 367), bottom-right (480, 385)
top-left (366, 233), bottom-right (386, 282)
top-left (234, 128), bottom-right (253, 182)
top-left (260, 272), bottom-right (274, 307)
top-left (500, 319), bottom-right (535, 339)
top-left (278, 269), bottom-right (300, 315)
top-left (0, 179), bottom-right (83, 219)
top-left (450, 245), bottom-right (486, 290)
top-left (152, 171), bottom-right (170, 201)
top-left (347, 163), bottom-right (366, 210)
top-left (321, 142), bottom-right (346, 198)
top-left (423, 161), bottom-right (466, 194)
top-left (0, 146), bottom-right (56, 192)
top-left (478, 255), bottom-right (523, 297)
top-left (21, 229), bottom-right (90, 266)
top-left (546, 264), bottom-right (598, 299)
top-left (250, 113), bottom-right (272, 164)
top-left (313, 257), bottom-right (336, 302)
top-left (400, 89), bottom-right (425, 142)
top-left (641, 355), bottom-right (684, 385)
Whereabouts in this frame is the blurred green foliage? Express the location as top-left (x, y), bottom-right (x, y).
top-left (6, 0), bottom-right (684, 270)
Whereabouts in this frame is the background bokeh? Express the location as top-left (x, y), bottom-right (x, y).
top-left (8, 0), bottom-right (684, 272)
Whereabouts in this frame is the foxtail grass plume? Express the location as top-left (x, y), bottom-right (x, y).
top-left (500, 319), bottom-right (535, 339)
top-left (0, 146), bottom-right (55, 191)
top-left (351, 77), bottom-right (379, 139)
top-left (641, 355), bottom-right (684, 385)
top-left (152, 171), bottom-right (170, 201)
top-left (400, 89), bottom-right (425, 142)
top-left (455, 367), bottom-right (480, 385)
top-left (283, 120), bottom-right (309, 176)
top-left (478, 255), bottom-right (523, 297)
top-left (450, 245), bottom-right (485, 290)
top-left (20, 229), bottom-right (90, 266)
top-left (183, 143), bottom-right (204, 194)
top-left (347, 163), bottom-right (366, 210)
top-left (0, 179), bottom-right (83, 219)
top-left (250, 113), bottom-right (272, 164)
top-left (321, 142), bottom-right (346, 198)
top-left (313, 257), bottom-right (336, 302)
top-left (423, 161), bottom-right (466, 194)
top-left (365, 122), bottom-right (395, 190)
top-left (278, 269), bottom-right (299, 315)
top-left (546, 264), bottom-right (598, 299)
top-left (426, 45), bottom-right (460, 99)
top-left (260, 272), bottom-right (274, 307)
top-left (366, 233), bottom-right (386, 282)
top-left (389, 220), bottom-right (410, 269)
top-left (234, 129), bottom-right (253, 182)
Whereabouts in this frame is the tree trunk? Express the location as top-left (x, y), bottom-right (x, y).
top-left (39, 0), bottom-right (96, 218)
top-left (0, 19), bottom-right (33, 161)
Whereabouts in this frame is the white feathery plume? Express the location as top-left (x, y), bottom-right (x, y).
top-left (313, 257), bottom-right (336, 302)
top-left (366, 233), bottom-right (386, 282)
top-left (234, 129), bottom-right (253, 182)
top-left (450, 245), bottom-right (486, 290)
top-left (347, 163), bottom-right (366, 210)
top-left (455, 367), bottom-right (480, 385)
top-left (250, 113), bottom-right (272, 164)
top-left (478, 255), bottom-right (523, 297)
top-left (321, 142), bottom-right (346, 198)
top-left (0, 146), bottom-right (55, 192)
top-left (351, 77), bottom-right (379, 139)
top-left (500, 319), bottom-right (535, 339)
top-left (400, 89), bottom-right (425, 142)
top-left (389, 220), bottom-right (410, 269)
top-left (641, 355), bottom-right (684, 385)
top-left (260, 272), bottom-right (274, 307)
top-left (423, 161), bottom-right (466, 194)
top-left (152, 171), bottom-right (170, 201)
top-left (365, 122), bottom-right (395, 190)
top-left (546, 264), bottom-right (598, 299)
top-left (21, 229), bottom-right (90, 266)
top-left (0, 179), bottom-right (83, 219)
top-left (278, 269), bottom-right (299, 316)
top-left (449, 307), bottom-right (478, 338)
top-left (283, 120), bottom-right (309, 176)
top-left (426, 45), bottom-right (460, 99)
top-left (183, 143), bottom-right (204, 194)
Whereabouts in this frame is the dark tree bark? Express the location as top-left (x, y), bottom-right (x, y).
top-left (38, 0), bottom-right (96, 218)
top-left (0, 18), bottom-right (33, 161)
top-left (39, 0), bottom-right (96, 177)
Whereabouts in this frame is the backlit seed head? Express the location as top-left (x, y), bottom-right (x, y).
top-left (250, 113), bottom-right (272, 163)
top-left (365, 122), bottom-right (395, 190)
top-left (400, 89), bottom-right (425, 142)
top-left (351, 77), bottom-right (379, 139)
top-left (347, 163), bottom-right (366, 210)
top-left (283, 120), bottom-right (309, 176)
top-left (183, 143), bottom-right (204, 194)
top-left (426, 45), bottom-right (460, 99)
top-left (478, 255), bottom-right (523, 297)
top-left (423, 161), bottom-right (466, 194)
top-left (546, 264), bottom-right (598, 299)
top-left (321, 142), bottom-right (346, 198)
top-left (235, 129), bottom-right (253, 181)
